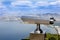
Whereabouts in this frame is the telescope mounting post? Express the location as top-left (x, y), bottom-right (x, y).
top-left (34, 24), bottom-right (43, 34)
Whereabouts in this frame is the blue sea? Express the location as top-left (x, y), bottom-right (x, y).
top-left (0, 21), bottom-right (59, 40)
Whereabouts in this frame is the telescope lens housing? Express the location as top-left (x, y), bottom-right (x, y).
top-left (49, 21), bottom-right (54, 24)
top-left (49, 17), bottom-right (55, 25)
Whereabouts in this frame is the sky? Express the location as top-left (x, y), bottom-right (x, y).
top-left (0, 0), bottom-right (60, 16)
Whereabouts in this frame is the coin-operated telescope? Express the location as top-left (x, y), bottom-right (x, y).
top-left (21, 16), bottom-right (56, 34)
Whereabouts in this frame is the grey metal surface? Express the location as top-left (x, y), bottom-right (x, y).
top-left (21, 16), bottom-right (50, 25)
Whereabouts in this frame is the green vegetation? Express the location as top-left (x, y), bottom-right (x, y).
top-left (45, 33), bottom-right (58, 40)
top-left (22, 39), bottom-right (30, 40)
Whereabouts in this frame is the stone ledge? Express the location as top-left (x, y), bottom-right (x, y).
top-left (30, 33), bottom-right (44, 40)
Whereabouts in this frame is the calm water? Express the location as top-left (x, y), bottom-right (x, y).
top-left (0, 21), bottom-right (59, 40)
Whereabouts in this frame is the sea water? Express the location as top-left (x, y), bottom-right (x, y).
top-left (0, 21), bottom-right (36, 40)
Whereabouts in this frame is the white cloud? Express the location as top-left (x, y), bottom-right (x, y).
top-left (11, 0), bottom-right (60, 8)
top-left (49, 0), bottom-right (60, 5)
top-left (49, 2), bottom-right (57, 5)
top-left (11, 1), bottom-right (33, 7)
top-left (35, 0), bottom-right (60, 7)
top-left (35, 1), bottom-right (49, 6)
top-left (1, 0), bottom-right (60, 8)
top-left (11, 0), bottom-right (50, 8)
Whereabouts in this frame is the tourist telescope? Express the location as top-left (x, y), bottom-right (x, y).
top-left (21, 15), bottom-right (55, 33)
top-left (21, 15), bottom-right (56, 40)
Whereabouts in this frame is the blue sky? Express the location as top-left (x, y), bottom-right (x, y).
top-left (0, 0), bottom-right (60, 16)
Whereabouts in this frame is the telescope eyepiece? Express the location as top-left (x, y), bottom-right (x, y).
top-left (49, 17), bottom-right (56, 25)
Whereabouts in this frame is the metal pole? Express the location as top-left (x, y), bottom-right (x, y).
top-left (34, 24), bottom-right (43, 34)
